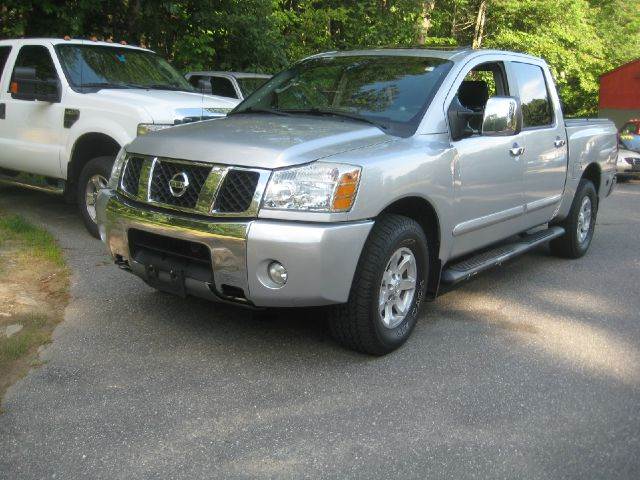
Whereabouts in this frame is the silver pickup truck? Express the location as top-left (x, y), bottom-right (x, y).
top-left (96, 48), bottom-right (617, 355)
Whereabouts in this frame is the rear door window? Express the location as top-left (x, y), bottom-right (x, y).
top-left (188, 75), bottom-right (212, 94)
top-left (0, 46), bottom-right (11, 84)
top-left (211, 76), bottom-right (237, 98)
top-left (510, 62), bottom-right (553, 128)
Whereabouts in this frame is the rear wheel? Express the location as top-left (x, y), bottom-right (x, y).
top-left (328, 214), bottom-right (429, 355)
top-left (77, 156), bottom-right (113, 238)
top-left (550, 179), bottom-right (598, 258)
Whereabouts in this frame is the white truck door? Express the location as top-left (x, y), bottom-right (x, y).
top-left (508, 61), bottom-right (568, 227)
top-left (0, 44), bottom-right (66, 178)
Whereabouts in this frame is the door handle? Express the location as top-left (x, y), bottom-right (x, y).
top-left (554, 137), bottom-right (566, 148)
top-left (0, 103), bottom-right (5, 120)
top-left (509, 143), bottom-right (525, 157)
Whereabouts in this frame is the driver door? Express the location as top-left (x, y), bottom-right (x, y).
top-left (0, 44), bottom-right (66, 177)
top-left (449, 61), bottom-right (526, 258)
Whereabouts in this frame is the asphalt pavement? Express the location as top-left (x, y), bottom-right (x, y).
top-left (0, 182), bottom-right (639, 479)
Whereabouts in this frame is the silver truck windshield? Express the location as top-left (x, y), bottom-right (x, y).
top-left (56, 44), bottom-right (194, 92)
top-left (233, 55), bottom-right (453, 137)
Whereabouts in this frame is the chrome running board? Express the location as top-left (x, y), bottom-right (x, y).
top-left (0, 171), bottom-right (65, 195)
top-left (441, 226), bottom-right (565, 284)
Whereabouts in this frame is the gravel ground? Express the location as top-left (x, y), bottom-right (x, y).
top-left (0, 181), bottom-right (639, 479)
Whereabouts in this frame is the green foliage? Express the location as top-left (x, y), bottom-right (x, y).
top-left (1, 0), bottom-right (638, 116)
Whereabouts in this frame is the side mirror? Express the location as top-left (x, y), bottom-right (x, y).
top-left (481, 96), bottom-right (522, 137)
top-left (448, 95), bottom-right (480, 141)
top-left (11, 66), bottom-right (61, 103)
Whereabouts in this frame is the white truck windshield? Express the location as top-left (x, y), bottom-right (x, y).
top-left (56, 44), bottom-right (194, 92)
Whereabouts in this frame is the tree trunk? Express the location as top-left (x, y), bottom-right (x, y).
top-left (451, 2), bottom-right (458, 38)
top-left (472, 0), bottom-right (487, 49)
top-left (417, 1), bottom-right (436, 45)
top-left (126, 0), bottom-right (142, 44)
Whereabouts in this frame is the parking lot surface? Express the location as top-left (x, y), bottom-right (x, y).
top-left (0, 182), bottom-right (639, 479)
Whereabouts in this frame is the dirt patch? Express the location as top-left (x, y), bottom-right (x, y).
top-left (0, 213), bottom-right (69, 403)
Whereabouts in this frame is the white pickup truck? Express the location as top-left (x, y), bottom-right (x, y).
top-left (0, 38), bottom-right (239, 236)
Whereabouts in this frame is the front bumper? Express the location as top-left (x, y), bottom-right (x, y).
top-left (96, 190), bottom-right (373, 308)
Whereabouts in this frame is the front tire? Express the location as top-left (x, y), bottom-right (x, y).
top-left (550, 179), bottom-right (598, 258)
top-left (328, 214), bottom-right (429, 355)
top-left (77, 156), bottom-right (113, 238)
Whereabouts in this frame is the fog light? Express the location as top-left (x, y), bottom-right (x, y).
top-left (268, 261), bottom-right (287, 286)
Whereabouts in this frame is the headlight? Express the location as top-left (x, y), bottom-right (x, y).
top-left (108, 148), bottom-right (128, 189)
top-left (263, 162), bottom-right (361, 212)
top-left (137, 123), bottom-right (173, 136)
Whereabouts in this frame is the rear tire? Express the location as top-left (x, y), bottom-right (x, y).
top-left (550, 179), bottom-right (598, 259)
top-left (328, 214), bottom-right (429, 355)
top-left (77, 156), bottom-right (114, 238)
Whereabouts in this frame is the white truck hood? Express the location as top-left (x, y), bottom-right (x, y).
top-left (94, 89), bottom-right (240, 124)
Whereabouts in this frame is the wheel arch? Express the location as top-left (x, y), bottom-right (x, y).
top-left (377, 196), bottom-right (443, 299)
top-left (66, 133), bottom-right (121, 199)
top-left (582, 162), bottom-right (602, 195)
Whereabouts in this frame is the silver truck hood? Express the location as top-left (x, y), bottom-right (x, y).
top-left (126, 114), bottom-right (392, 169)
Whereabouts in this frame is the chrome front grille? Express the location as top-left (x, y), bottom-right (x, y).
top-left (149, 160), bottom-right (210, 209)
top-left (118, 154), bottom-right (269, 217)
top-left (121, 156), bottom-right (144, 196)
top-left (214, 170), bottom-right (261, 213)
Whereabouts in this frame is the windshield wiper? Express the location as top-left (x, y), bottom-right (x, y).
top-left (231, 107), bottom-right (291, 116)
top-left (283, 108), bottom-right (388, 130)
top-left (78, 82), bottom-right (138, 90)
top-left (85, 82), bottom-right (192, 92)
top-left (145, 84), bottom-right (194, 92)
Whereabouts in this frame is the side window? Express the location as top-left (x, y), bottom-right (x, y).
top-left (188, 75), bottom-right (213, 94)
top-left (10, 45), bottom-right (58, 97)
top-left (510, 62), bottom-right (553, 128)
top-left (0, 46), bottom-right (12, 83)
top-left (211, 76), bottom-right (237, 98)
top-left (456, 62), bottom-right (508, 132)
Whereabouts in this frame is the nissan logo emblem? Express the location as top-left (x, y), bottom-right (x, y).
top-left (169, 172), bottom-right (190, 197)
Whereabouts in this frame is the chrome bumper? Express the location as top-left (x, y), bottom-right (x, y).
top-left (96, 190), bottom-right (373, 307)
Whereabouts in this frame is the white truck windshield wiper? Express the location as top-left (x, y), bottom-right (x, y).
top-left (84, 83), bottom-right (192, 92)
top-left (146, 84), bottom-right (194, 92)
top-left (79, 82), bottom-right (139, 90)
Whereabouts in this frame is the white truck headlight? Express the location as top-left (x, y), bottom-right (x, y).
top-left (263, 162), bottom-right (361, 212)
top-left (137, 123), bottom-right (173, 136)
top-left (108, 148), bottom-right (128, 189)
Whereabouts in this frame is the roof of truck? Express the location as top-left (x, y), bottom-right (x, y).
top-left (0, 38), bottom-right (150, 52)
top-left (303, 48), bottom-right (544, 63)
